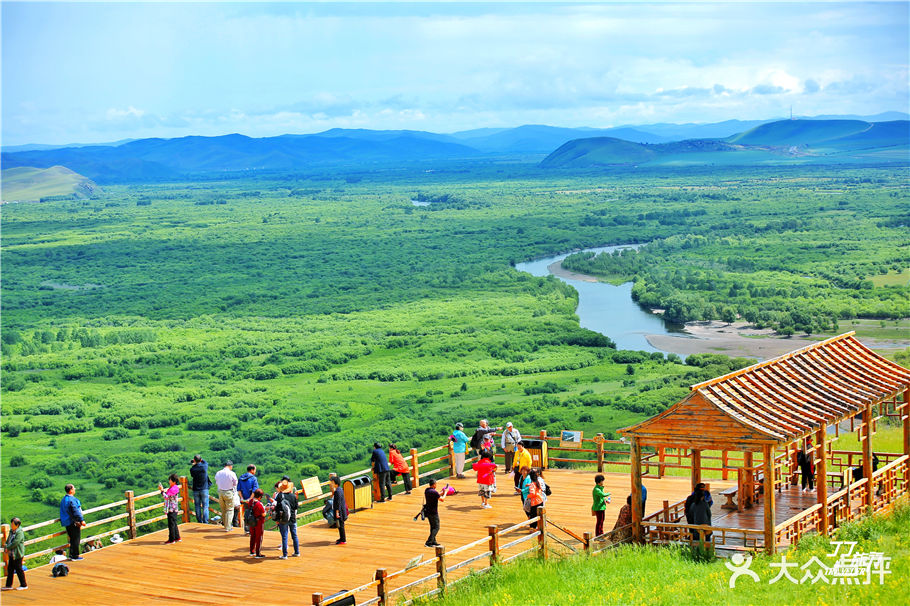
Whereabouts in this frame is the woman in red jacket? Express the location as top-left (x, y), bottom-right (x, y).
top-left (388, 444), bottom-right (412, 494)
top-left (248, 488), bottom-right (266, 558)
top-left (472, 451), bottom-right (497, 509)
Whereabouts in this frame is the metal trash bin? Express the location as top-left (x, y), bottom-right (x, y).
top-left (344, 475), bottom-right (373, 512)
top-left (522, 439), bottom-right (549, 469)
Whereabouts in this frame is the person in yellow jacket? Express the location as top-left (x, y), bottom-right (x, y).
top-left (512, 442), bottom-right (532, 492)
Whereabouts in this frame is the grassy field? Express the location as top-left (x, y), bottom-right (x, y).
top-left (429, 499), bottom-right (910, 606)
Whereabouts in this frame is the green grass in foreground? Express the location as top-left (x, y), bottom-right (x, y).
top-left (429, 499), bottom-right (909, 606)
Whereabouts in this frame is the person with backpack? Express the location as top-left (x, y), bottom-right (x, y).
top-left (248, 488), bottom-right (267, 558)
top-left (189, 455), bottom-right (212, 524)
top-left (59, 484), bottom-right (86, 560)
top-left (273, 476), bottom-right (300, 559)
top-left (388, 444), bottom-right (413, 494)
top-left (500, 422), bottom-right (521, 473)
top-left (2, 517), bottom-right (27, 591)
top-left (470, 420), bottom-right (500, 457)
top-left (450, 423), bottom-right (470, 479)
top-left (237, 465), bottom-right (260, 533)
top-left (158, 474), bottom-right (182, 544)
top-left (524, 469), bottom-right (545, 530)
top-left (472, 451), bottom-right (496, 509)
top-left (329, 475), bottom-right (348, 545)
top-left (371, 442), bottom-right (393, 502)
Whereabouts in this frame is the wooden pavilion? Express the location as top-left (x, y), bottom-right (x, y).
top-left (620, 332), bottom-right (910, 553)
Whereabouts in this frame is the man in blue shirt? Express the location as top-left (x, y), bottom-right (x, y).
top-left (237, 465), bottom-right (260, 532)
top-left (371, 443), bottom-right (393, 502)
top-left (189, 455), bottom-right (211, 524)
top-left (59, 484), bottom-right (86, 560)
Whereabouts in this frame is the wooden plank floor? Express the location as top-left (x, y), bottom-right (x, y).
top-left (713, 483), bottom-right (825, 530)
top-left (3, 470), bottom-right (729, 605)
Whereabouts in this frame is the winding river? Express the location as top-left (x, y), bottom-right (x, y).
top-left (516, 245), bottom-right (684, 353)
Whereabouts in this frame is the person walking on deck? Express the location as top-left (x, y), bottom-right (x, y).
top-left (592, 474), bottom-right (611, 537)
top-left (330, 476), bottom-right (348, 545)
top-left (472, 451), bottom-right (497, 509)
top-left (423, 478), bottom-right (447, 547)
top-left (450, 423), bottom-right (469, 478)
top-left (248, 489), bottom-right (266, 557)
top-left (501, 422), bottom-right (521, 473)
top-left (159, 474), bottom-right (182, 544)
top-left (371, 442), bottom-right (393, 502)
top-left (59, 484), bottom-right (86, 560)
top-left (275, 476), bottom-right (300, 559)
top-left (2, 518), bottom-right (27, 591)
top-left (389, 444), bottom-right (413, 494)
top-left (237, 465), bottom-right (259, 532)
top-left (189, 455), bottom-right (211, 523)
top-left (214, 460), bottom-right (238, 531)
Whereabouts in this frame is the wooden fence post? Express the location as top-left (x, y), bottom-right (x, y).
top-left (657, 446), bottom-right (665, 478)
top-left (376, 568), bottom-right (388, 606)
top-left (538, 507), bottom-right (548, 560)
top-left (487, 525), bottom-right (499, 566)
top-left (1, 524), bottom-right (8, 576)
top-left (410, 447), bottom-right (420, 489)
top-left (662, 499), bottom-right (670, 522)
top-left (596, 433), bottom-right (605, 473)
top-left (436, 545), bottom-right (448, 593)
top-left (126, 490), bottom-right (137, 539)
top-left (311, 593), bottom-right (322, 606)
top-left (447, 441), bottom-right (456, 477)
top-left (722, 451), bottom-right (729, 480)
top-left (179, 476), bottom-right (190, 523)
top-left (539, 430), bottom-right (547, 469)
top-left (583, 531), bottom-right (593, 554)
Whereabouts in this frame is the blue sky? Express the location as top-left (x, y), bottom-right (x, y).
top-left (2, 2), bottom-right (908, 145)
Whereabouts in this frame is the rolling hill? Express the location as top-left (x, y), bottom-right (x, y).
top-left (540, 119), bottom-right (909, 168)
top-left (1, 165), bottom-right (101, 203)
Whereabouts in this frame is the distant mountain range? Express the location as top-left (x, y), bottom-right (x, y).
top-left (3, 113), bottom-right (907, 182)
top-left (540, 119), bottom-right (910, 169)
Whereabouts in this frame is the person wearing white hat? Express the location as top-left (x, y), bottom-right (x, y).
top-left (501, 422), bottom-right (521, 473)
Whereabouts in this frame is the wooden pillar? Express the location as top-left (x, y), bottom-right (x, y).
top-left (583, 531), bottom-right (593, 554)
top-left (1, 524), bottom-right (8, 576)
top-left (903, 388), bottom-right (909, 458)
top-left (596, 434), bottom-right (605, 473)
top-left (630, 437), bottom-right (643, 543)
top-left (179, 476), bottom-right (190, 523)
top-left (447, 441), bottom-right (456, 477)
top-left (790, 443), bottom-right (799, 485)
top-left (435, 545), bottom-right (447, 593)
top-left (538, 506), bottom-right (548, 560)
top-left (862, 403), bottom-right (874, 510)
top-left (690, 449), bottom-right (702, 492)
top-left (487, 525), bottom-right (499, 566)
top-left (539, 430), bottom-right (548, 469)
top-left (816, 427), bottom-right (829, 535)
top-left (311, 593), bottom-right (322, 606)
top-left (376, 568), bottom-right (389, 606)
top-left (410, 448), bottom-right (420, 489)
top-left (743, 451), bottom-right (754, 508)
top-left (722, 451), bottom-right (729, 480)
top-left (126, 490), bottom-right (137, 539)
top-left (763, 445), bottom-right (776, 555)
top-left (657, 446), bottom-right (665, 478)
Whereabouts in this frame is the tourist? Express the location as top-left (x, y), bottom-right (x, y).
top-left (640, 482), bottom-right (648, 516)
top-left (500, 422), bottom-right (521, 473)
top-left (524, 469), bottom-right (545, 529)
top-left (470, 420), bottom-right (500, 457)
top-left (592, 474), bottom-right (611, 537)
top-left (797, 444), bottom-right (815, 492)
top-left (612, 495), bottom-right (633, 542)
top-left (248, 488), bottom-right (266, 558)
top-left (388, 444), bottom-right (413, 494)
top-left (158, 473), bottom-right (181, 544)
top-left (512, 442), bottom-right (532, 491)
top-left (472, 451), bottom-right (497, 509)
top-left (214, 460), bottom-right (238, 531)
top-left (371, 442), bottom-right (393, 502)
top-left (450, 423), bottom-right (469, 478)
top-left (237, 464), bottom-right (260, 532)
top-left (480, 432), bottom-right (496, 457)
top-left (684, 483), bottom-right (713, 524)
top-left (2, 518), bottom-right (26, 591)
top-left (687, 488), bottom-right (712, 542)
top-left (330, 475), bottom-right (348, 545)
top-left (274, 477), bottom-right (300, 559)
top-left (423, 478), bottom-right (447, 547)
top-left (50, 550), bottom-right (69, 578)
top-left (189, 455), bottom-right (211, 524)
top-left (59, 484), bottom-right (86, 560)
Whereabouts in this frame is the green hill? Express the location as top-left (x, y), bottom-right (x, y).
top-left (1, 165), bottom-right (101, 203)
top-left (727, 119), bottom-right (871, 145)
top-left (539, 137), bottom-right (657, 167)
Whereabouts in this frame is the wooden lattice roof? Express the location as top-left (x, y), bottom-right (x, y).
top-left (620, 332), bottom-right (910, 450)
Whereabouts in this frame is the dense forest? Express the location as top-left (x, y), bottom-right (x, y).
top-left (1, 164), bottom-right (906, 522)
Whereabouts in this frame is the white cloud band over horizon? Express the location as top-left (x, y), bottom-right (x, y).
top-left (2, 2), bottom-right (908, 145)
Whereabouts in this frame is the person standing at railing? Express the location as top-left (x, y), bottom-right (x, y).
top-left (59, 484), bottom-right (86, 561)
top-left (371, 443), bottom-right (394, 502)
top-left (687, 488), bottom-right (712, 543)
top-left (591, 474), bottom-right (611, 537)
top-left (612, 495), bottom-right (633, 542)
top-left (329, 475), bottom-right (347, 545)
top-left (512, 443), bottom-right (532, 492)
top-left (274, 477), bottom-right (300, 559)
top-left (472, 451), bottom-right (497, 509)
top-left (248, 489), bottom-right (266, 558)
top-left (158, 474), bottom-right (182, 544)
top-left (501, 422), bottom-right (521, 473)
top-left (388, 444), bottom-right (413, 494)
top-left (214, 460), bottom-right (238, 532)
top-left (237, 465), bottom-right (260, 533)
top-left (797, 444), bottom-right (815, 492)
top-left (450, 423), bottom-right (469, 479)
top-left (1, 517), bottom-right (27, 591)
top-left (189, 455), bottom-right (212, 524)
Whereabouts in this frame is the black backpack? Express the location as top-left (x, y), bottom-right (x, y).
top-left (271, 494), bottom-right (292, 524)
top-left (470, 430), bottom-right (483, 450)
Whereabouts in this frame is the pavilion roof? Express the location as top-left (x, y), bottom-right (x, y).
top-left (620, 332), bottom-right (910, 450)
